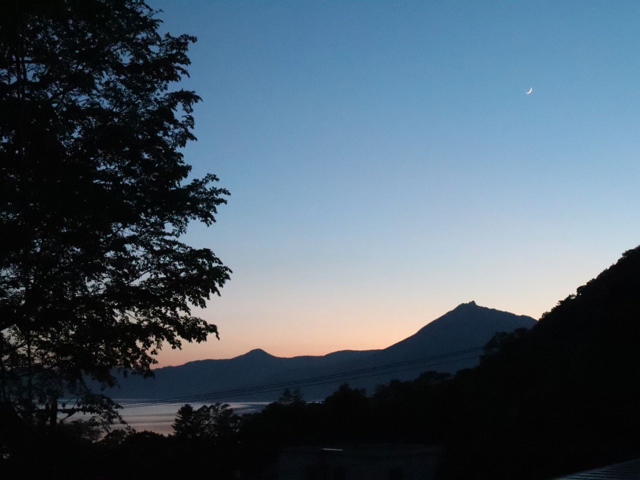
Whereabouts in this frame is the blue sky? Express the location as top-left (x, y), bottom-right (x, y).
top-left (151, 0), bottom-right (640, 365)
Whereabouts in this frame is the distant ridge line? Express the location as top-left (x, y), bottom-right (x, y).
top-left (121, 346), bottom-right (485, 409)
top-left (104, 302), bottom-right (536, 403)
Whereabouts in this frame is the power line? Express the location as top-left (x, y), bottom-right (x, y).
top-left (124, 355), bottom-right (479, 414)
top-left (121, 347), bottom-right (483, 408)
top-left (120, 346), bottom-right (484, 410)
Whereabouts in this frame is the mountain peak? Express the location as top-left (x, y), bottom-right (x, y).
top-left (456, 300), bottom-right (477, 308)
top-left (237, 348), bottom-right (275, 360)
top-left (411, 302), bottom-right (537, 338)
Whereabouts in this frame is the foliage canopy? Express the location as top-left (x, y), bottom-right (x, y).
top-left (0, 0), bottom-right (230, 423)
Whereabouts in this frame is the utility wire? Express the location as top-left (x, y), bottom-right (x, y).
top-left (121, 347), bottom-right (481, 408)
top-left (120, 346), bottom-right (485, 410)
top-left (123, 354), bottom-right (479, 413)
top-left (121, 347), bottom-right (483, 408)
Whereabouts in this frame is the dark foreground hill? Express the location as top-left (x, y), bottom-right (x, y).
top-left (104, 302), bottom-right (536, 401)
top-left (435, 246), bottom-right (640, 479)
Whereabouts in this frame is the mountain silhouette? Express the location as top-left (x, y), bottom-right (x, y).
top-left (105, 302), bottom-right (535, 401)
top-left (381, 301), bottom-right (536, 363)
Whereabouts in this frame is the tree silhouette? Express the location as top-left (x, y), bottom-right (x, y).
top-left (172, 403), bottom-right (239, 441)
top-left (172, 404), bottom-right (205, 440)
top-left (278, 387), bottom-right (305, 406)
top-left (0, 0), bottom-right (230, 427)
top-left (199, 403), bottom-right (240, 440)
top-left (322, 383), bottom-right (371, 441)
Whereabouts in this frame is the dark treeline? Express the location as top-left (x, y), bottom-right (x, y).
top-left (2, 247), bottom-right (640, 479)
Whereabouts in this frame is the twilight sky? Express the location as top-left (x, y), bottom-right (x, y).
top-left (151, 0), bottom-right (640, 366)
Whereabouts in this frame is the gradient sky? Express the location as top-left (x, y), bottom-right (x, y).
top-left (150, 0), bottom-right (640, 366)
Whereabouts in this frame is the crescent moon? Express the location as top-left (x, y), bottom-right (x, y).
top-left (526, 87), bottom-right (533, 94)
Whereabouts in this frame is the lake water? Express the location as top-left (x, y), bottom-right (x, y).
top-left (108, 400), bottom-right (270, 436)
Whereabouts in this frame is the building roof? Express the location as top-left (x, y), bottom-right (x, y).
top-left (554, 458), bottom-right (640, 479)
